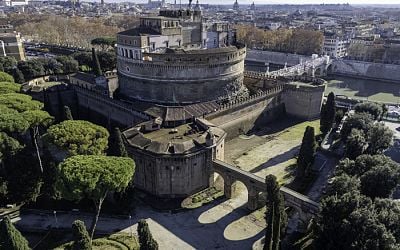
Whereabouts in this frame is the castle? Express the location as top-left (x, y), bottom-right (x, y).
top-left (36, 8), bottom-right (326, 201)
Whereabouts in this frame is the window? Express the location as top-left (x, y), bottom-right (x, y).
top-left (126, 66), bottom-right (130, 72)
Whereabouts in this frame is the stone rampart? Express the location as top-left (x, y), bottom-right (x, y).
top-left (331, 59), bottom-right (400, 82)
top-left (75, 87), bottom-right (151, 128)
top-left (282, 83), bottom-right (326, 120)
top-left (206, 85), bottom-right (285, 140)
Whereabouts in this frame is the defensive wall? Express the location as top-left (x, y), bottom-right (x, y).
top-left (206, 85), bottom-right (285, 140)
top-left (75, 87), bottom-right (152, 129)
top-left (123, 121), bottom-right (226, 198)
top-left (282, 77), bottom-right (326, 120)
top-left (118, 45), bottom-right (248, 104)
top-left (330, 59), bottom-right (400, 82)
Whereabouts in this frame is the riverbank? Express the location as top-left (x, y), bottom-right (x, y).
top-left (324, 75), bottom-right (400, 104)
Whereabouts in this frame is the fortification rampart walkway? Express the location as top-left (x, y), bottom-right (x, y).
top-left (212, 160), bottom-right (319, 220)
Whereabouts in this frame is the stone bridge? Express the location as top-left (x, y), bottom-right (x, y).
top-left (212, 160), bottom-right (319, 221)
top-left (245, 55), bottom-right (331, 78)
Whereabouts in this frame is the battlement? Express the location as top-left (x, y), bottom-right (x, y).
top-left (207, 84), bottom-right (284, 119)
top-left (75, 86), bottom-right (152, 122)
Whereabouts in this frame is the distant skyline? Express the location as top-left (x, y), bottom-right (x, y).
top-left (116, 0), bottom-right (400, 5)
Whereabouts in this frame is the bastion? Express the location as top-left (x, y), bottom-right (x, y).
top-left (122, 119), bottom-right (226, 198)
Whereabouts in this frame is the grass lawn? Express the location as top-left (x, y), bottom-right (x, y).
top-left (226, 119), bottom-right (320, 185)
top-left (276, 119), bottom-right (320, 141)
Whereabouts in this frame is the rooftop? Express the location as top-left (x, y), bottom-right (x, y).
top-left (123, 121), bottom-right (226, 155)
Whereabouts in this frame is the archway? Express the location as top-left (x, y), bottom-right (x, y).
top-left (229, 180), bottom-right (249, 209)
top-left (211, 172), bottom-right (225, 193)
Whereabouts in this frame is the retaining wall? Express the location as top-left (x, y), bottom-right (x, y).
top-left (331, 60), bottom-right (400, 82)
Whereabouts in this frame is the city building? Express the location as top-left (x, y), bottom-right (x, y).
top-left (233, 0), bottom-right (239, 11)
top-left (0, 25), bottom-right (25, 61)
top-left (322, 33), bottom-right (349, 58)
top-left (0, 0), bottom-right (29, 6)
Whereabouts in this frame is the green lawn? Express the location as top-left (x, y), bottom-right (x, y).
top-left (276, 119), bottom-right (320, 141)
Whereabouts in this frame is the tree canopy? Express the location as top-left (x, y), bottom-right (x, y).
top-left (56, 155), bottom-right (135, 240)
top-left (0, 72), bottom-right (15, 83)
top-left (315, 193), bottom-right (400, 249)
top-left (366, 123), bottom-right (393, 154)
top-left (46, 120), bottom-right (109, 156)
top-left (138, 219), bottom-right (159, 250)
top-left (92, 48), bottom-right (103, 76)
top-left (0, 217), bottom-right (31, 250)
top-left (297, 126), bottom-right (316, 179)
top-left (91, 37), bottom-right (116, 51)
top-left (345, 128), bottom-right (367, 159)
top-left (236, 25), bottom-right (323, 55)
top-left (108, 127), bottom-right (127, 157)
top-left (264, 175), bottom-right (287, 250)
top-left (0, 82), bottom-right (21, 95)
top-left (354, 102), bottom-right (383, 120)
top-left (71, 220), bottom-right (91, 250)
top-left (320, 92), bottom-right (336, 134)
top-left (341, 112), bottom-right (374, 140)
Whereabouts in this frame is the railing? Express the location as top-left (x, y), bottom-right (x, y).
top-left (245, 56), bottom-right (329, 78)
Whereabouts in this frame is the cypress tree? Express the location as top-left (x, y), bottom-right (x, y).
top-left (0, 217), bottom-right (31, 250)
top-left (138, 219), bottom-right (158, 250)
top-left (319, 103), bottom-right (328, 134)
top-left (71, 220), bottom-right (91, 250)
top-left (320, 92), bottom-right (336, 134)
top-left (264, 175), bottom-right (286, 250)
top-left (12, 68), bottom-right (25, 84)
top-left (92, 48), bottom-right (103, 76)
top-left (297, 126), bottom-right (316, 180)
top-left (63, 105), bottom-right (74, 120)
top-left (108, 127), bottom-right (127, 157)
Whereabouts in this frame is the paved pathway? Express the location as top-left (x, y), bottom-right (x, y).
top-left (14, 195), bottom-right (266, 250)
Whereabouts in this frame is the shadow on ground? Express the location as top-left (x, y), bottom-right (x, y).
top-left (250, 145), bottom-right (299, 174)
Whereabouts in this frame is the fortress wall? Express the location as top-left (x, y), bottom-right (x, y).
top-left (331, 60), bottom-right (400, 82)
top-left (118, 58), bottom-right (244, 80)
top-left (119, 73), bottom-right (244, 104)
top-left (208, 96), bottom-right (284, 140)
top-left (75, 88), bottom-right (150, 128)
top-left (282, 84), bottom-right (325, 120)
top-left (129, 149), bottom-right (211, 197)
